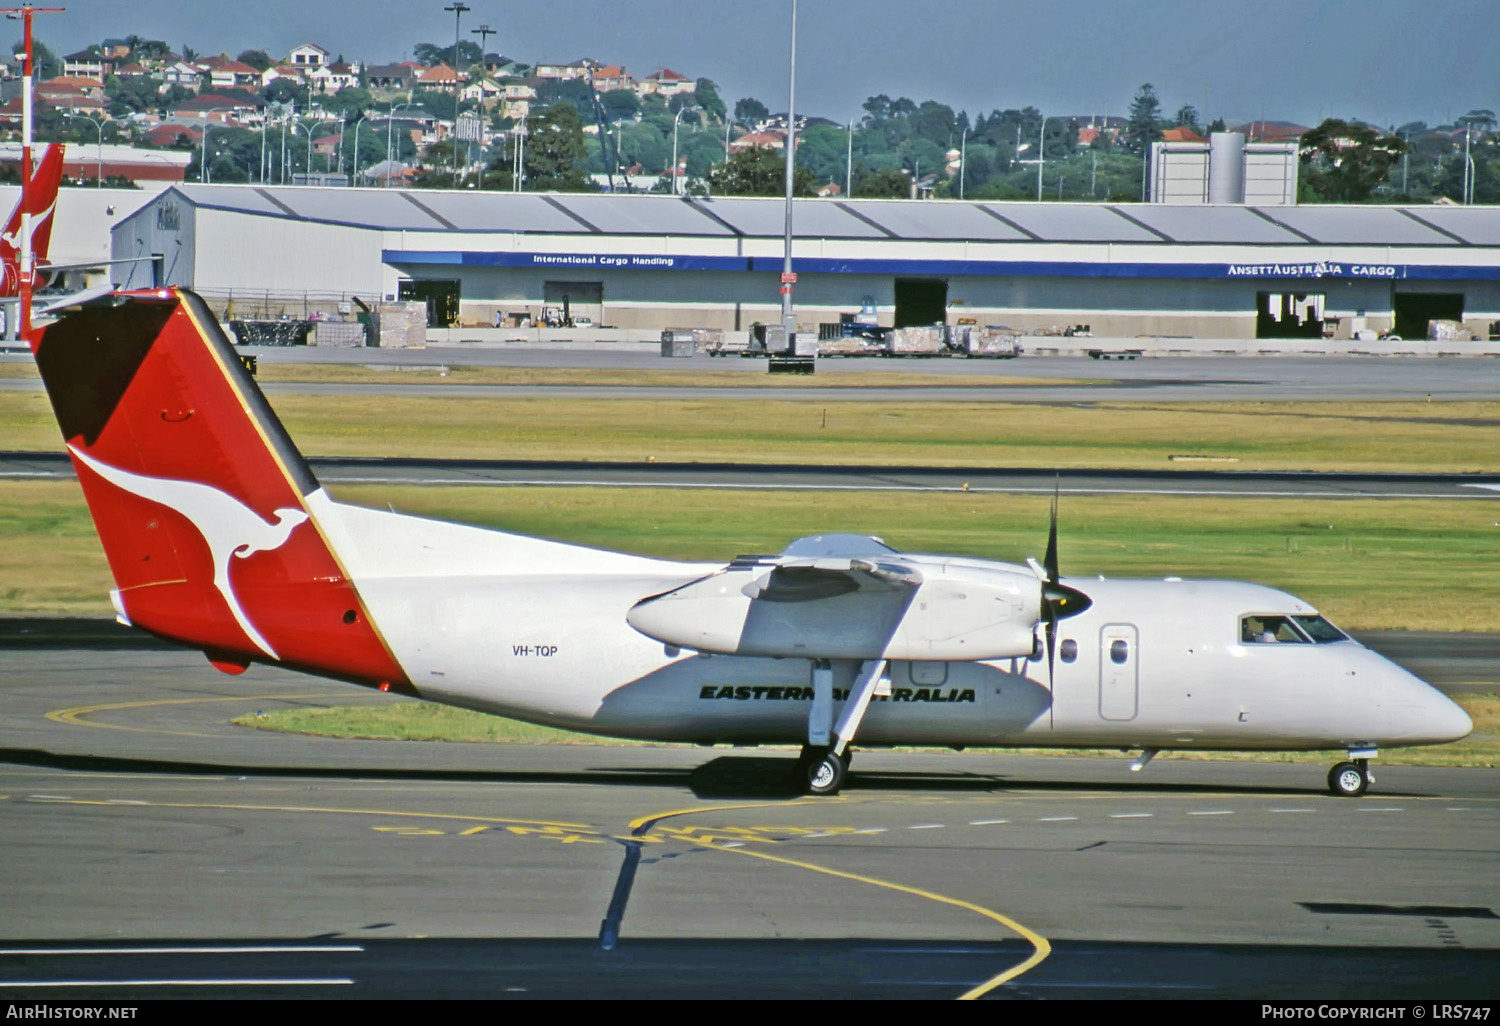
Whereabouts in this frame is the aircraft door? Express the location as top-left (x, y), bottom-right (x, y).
top-left (1098, 624), bottom-right (1139, 721)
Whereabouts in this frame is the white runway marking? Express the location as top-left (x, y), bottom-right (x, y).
top-left (1270, 808), bottom-right (1316, 813)
top-left (0, 946), bottom-right (364, 956)
top-left (1187, 810), bottom-right (1234, 816)
top-left (1110, 813), bottom-right (1153, 819)
top-left (908, 823), bottom-right (944, 830)
top-left (1358, 807), bottom-right (1405, 813)
top-left (1037, 816), bottom-right (1077, 822)
top-left (0, 979), bottom-right (354, 988)
top-left (969, 819), bottom-right (1010, 826)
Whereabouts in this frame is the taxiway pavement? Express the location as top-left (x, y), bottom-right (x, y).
top-left (0, 642), bottom-right (1495, 999)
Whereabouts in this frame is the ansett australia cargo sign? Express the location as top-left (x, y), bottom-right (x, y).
top-left (1226, 261), bottom-right (1402, 279)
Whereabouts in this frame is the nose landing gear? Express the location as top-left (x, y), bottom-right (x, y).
top-left (1328, 754), bottom-right (1375, 797)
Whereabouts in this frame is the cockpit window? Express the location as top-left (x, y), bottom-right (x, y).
top-left (1292, 615), bottom-right (1348, 643)
top-left (1241, 615), bottom-right (1311, 644)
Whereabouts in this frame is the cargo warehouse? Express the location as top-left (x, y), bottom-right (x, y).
top-left (112, 184), bottom-right (1500, 340)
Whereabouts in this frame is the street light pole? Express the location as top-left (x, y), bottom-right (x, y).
top-left (1036, 115), bottom-right (1058, 201)
top-left (445, 2), bottom-right (470, 187)
top-left (959, 126), bottom-right (967, 200)
top-left (779, 0), bottom-right (797, 344)
top-left (352, 114), bottom-right (371, 186)
top-left (845, 119), bottom-right (852, 197)
top-left (670, 106), bottom-right (687, 195)
top-left (69, 113), bottom-right (103, 186)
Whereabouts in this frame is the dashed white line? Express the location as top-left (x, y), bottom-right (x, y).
top-left (1270, 808), bottom-right (1316, 813)
top-left (908, 823), bottom-right (945, 830)
top-left (0, 979), bottom-right (354, 988)
top-left (968, 819), bottom-right (1009, 826)
top-left (852, 828), bottom-right (886, 834)
top-left (0, 946), bottom-right (364, 956)
top-left (1110, 813), bottom-right (1153, 819)
top-left (1187, 811), bottom-right (1234, 817)
top-left (719, 841), bottom-right (744, 848)
top-left (1358, 807), bottom-right (1405, 813)
top-left (1037, 816), bottom-right (1077, 822)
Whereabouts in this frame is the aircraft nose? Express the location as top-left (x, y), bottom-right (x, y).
top-left (1427, 695), bottom-right (1474, 743)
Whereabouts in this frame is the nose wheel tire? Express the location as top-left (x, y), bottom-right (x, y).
top-left (1328, 761), bottom-right (1369, 797)
top-left (802, 748), bottom-right (847, 796)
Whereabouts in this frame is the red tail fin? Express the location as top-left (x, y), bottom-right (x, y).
top-left (32, 288), bottom-right (409, 688)
top-left (0, 144), bottom-right (63, 293)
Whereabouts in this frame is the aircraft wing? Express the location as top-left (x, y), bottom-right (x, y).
top-left (740, 557), bottom-right (922, 601)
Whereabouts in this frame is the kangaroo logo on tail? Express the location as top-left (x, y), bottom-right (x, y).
top-left (68, 444), bottom-right (309, 660)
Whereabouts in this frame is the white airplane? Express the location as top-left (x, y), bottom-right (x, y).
top-left (30, 288), bottom-right (1472, 797)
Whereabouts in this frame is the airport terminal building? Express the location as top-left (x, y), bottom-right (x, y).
top-left (113, 184), bottom-right (1500, 340)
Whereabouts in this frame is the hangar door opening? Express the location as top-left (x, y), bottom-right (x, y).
top-left (894, 278), bottom-right (947, 328)
top-left (1394, 292), bottom-right (1463, 341)
top-left (1256, 291), bottom-right (1325, 339)
top-left (543, 280), bottom-right (604, 326)
top-left (398, 279), bottom-right (460, 327)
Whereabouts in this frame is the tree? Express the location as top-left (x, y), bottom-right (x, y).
top-left (263, 78), bottom-right (309, 107)
top-left (13, 37), bottom-right (59, 78)
top-left (600, 89), bottom-right (640, 122)
top-left (852, 166), bottom-right (909, 198)
top-left (734, 96), bottom-right (769, 125)
top-left (695, 78), bottom-right (726, 122)
top-left (237, 49), bottom-right (272, 72)
top-left (524, 102), bottom-right (593, 191)
top-left (1298, 118), bottom-right (1410, 202)
top-left (413, 40), bottom-right (482, 68)
top-left (708, 145), bottom-right (813, 196)
top-left (1173, 104), bottom-right (1200, 132)
top-left (1124, 83), bottom-right (1162, 155)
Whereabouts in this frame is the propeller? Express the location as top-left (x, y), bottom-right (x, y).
top-left (1038, 482), bottom-right (1092, 688)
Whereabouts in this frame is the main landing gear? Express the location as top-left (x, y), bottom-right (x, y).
top-left (799, 745), bottom-right (851, 796)
top-left (798, 658), bottom-right (885, 796)
top-left (1328, 750), bottom-right (1376, 797)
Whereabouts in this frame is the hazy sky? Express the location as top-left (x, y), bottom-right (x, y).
top-left (40, 0), bottom-right (1499, 129)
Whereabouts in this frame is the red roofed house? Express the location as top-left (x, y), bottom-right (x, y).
top-left (418, 63), bottom-right (460, 86)
top-left (591, 64), bottom-right (633, 92)
top-left (638, 67), bottom-right (694, 97)
top-left (209, 60), bottom-right (262, 91)
top-left (1160, 126), bottom-right (1207, 143)
top-left (729, 130), bottom-right (785, 153)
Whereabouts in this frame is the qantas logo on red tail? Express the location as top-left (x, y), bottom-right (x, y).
top-left (68, 445), bottom-right (309, 660)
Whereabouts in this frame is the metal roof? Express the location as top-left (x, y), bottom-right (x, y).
top-left (164, 184), bottom-right (1500, 248)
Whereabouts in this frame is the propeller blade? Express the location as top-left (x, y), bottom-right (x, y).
top-left (1045, 605), bottom-right (1058, 689)
top-left (1044, 481), bottom-right (1059, 584)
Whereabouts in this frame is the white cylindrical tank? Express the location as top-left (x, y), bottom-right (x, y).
top-left (1208, 132), bottom-right (1246, 203)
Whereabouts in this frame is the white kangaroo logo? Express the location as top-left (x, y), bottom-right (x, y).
top-left (1, 198), bottom-right (56, 253)
top-left (69, 445), bottom-right (309, 660)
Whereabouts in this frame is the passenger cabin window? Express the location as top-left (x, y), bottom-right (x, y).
top-left (1109, 639), bottom-right (1129, 664)
top-left (1060, 639), bottom-right (1078, 663)
top-left (1241, 615), bottom-right (1311, 644)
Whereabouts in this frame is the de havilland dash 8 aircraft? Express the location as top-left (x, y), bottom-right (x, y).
top-left (29, 288), bottom-right (1472, 797)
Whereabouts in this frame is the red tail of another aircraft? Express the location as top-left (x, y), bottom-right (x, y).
top-left (0, 143), bottom-right (63, 295)
top-left (31, 288), bottom-right (410, 688)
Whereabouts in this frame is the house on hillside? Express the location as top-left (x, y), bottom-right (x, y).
top-left (365, 63), bottom-right (417, 91)
top-left (208, 60), bottom-right (262, 91)
top-left (62, 49), bottom-right (112, 81)
top-left (288, 43), bottom-right (330, 69)
top-left (637, 68), bottom-right (694, 97)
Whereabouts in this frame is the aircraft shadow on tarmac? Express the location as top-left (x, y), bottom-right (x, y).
top-left (0, 746), bottom-right (1369, 801)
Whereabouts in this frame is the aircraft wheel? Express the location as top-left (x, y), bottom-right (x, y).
top-left (1328, 762), bottom-right (1368, 797)
top-left (804, 749), bottom-right (846, 796)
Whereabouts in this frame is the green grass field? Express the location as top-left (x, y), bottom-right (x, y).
top-left (233, 693), bottom-right (1500, 769)
top-left (5, 478), bottom-right (1498, 632)
top-left (4, 381), bottom-right (1499, 471)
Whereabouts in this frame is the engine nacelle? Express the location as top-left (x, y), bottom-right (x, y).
top-left (627, 562), bottom-right (1040, 661)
